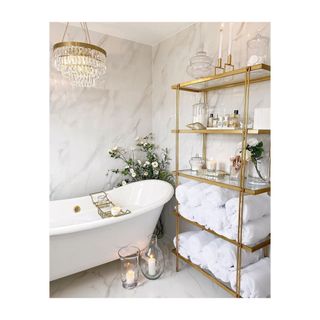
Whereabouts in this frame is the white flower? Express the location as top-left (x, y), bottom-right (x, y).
top-left (154, 170), bottom-right (159, 175)
top-left (125, 165), bottom-right (129, 169)
top-left (112, 146), bottom-right (118, 151)
top-left (122, 180), bottom-right (127, 186)
top-left (152, 161), bottom-right (159, 168)
top-left (130, 168), bottom-right (135, 174)
top-left (143, 142), bottom-right (148, 147)
top-left (131, 172), bottom-right (136, 178)
top-left (144, 161), bottom-right (150, 167)
top-left (108, 149), bottom-right (112, 153)
top-left (137, 160), bottom-right (142, 165)
top-left (135, 137), bottom-right (140, 141)
top-left (143, 171), bottom-right (148, 176)
top-left (246, 150), bottom-right (252, 161)
top-left (247, 138), bottom-right (259, 147)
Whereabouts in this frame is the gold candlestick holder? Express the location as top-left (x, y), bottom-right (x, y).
top-left (214, 58), bottom-right (225, 75)
top-left (224, 54), bottom-right (234, 72)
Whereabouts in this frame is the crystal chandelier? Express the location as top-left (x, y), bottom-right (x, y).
top-left (53, 22), bottom-right (107, 87)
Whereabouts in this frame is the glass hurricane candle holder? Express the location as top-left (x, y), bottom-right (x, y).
top-left (118, 246), bottom-right (140, 289)
top-left (140, 234), bottom-right (164, 280)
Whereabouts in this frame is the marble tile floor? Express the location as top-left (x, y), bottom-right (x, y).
top-left (50, 237), bottom-right (230, 298)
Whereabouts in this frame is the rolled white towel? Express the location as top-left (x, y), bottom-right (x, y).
top-left (179, 204), bottom-right (197, 222)
top-left (204, 206), bottom-right (231, 233)
top-left (201, 238), bottom-right (225, 268)
top-left (204, 186), bottom-right (238, 208)
top-left (229, 257), bottom-right (270, 298)
top-left (226, 194), bottom-right (270, 224)
top-left (173, 231), bottom-right (197, 258)
top-left (188, 231), bottom-right (217, 265)
top-left (217, 242), bottom-right (263, 269)
top-left (175, 181), bottom-right (198, 204)
top-left (187, 183), bottom-right (211, 207)
top-left (231, 215), bottom-right (270, 245)
top-left (207, 261), bottom-right (231, 283)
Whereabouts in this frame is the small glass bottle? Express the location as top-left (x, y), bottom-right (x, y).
top-left (223, 115), bottom-right (229, 128)
top-left (217, 115), bottom-right (223, 128)
top-left (207, 114), bottom-right (214, 127)
top-left (212, 114), bottom-right (218, 127)
top-left (229, 110), bottom-right (240, 129)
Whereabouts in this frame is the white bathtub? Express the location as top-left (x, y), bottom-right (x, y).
top-left (50, 180), bottom-right (174, 281)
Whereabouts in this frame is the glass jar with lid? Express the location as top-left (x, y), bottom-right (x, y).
top-left (189, 153), bottom-right (205, 172)
top-left (186, 50), bottom-right (213, 79)
top-left (247, 32), bottom-right (270, 66)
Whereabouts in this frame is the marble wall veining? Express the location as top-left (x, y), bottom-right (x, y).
top-left (151, 22), bottom-right (270, 238)
top-left (50, 23), bottom-right (152, 200)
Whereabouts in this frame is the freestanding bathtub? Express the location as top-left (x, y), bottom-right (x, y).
top-left (50, 180), bottom-right (174, 281)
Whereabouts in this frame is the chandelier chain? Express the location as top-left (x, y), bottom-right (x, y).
top-left (61, 22), bottom-right (69, 42)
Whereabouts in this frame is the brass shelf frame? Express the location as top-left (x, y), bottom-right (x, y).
top-left (172, 249), bottom-right (239, 297)
top-left (172, 211), bottom-right (270, 253)
top-left (172, 64), bottom-right (271, 298)
top-left (174, 170), bottom-right (270, 195)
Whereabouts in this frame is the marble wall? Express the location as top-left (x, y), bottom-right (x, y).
top-left (50, 23), bottom-right (152, 200)
top-left (151, 22), bottom-right (270, 238)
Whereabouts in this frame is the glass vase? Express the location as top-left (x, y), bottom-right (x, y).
top-left (118, 246), bottom-right (140, 289)
top-left (247, 155), bottom-right (270, 185)
top-left (139, 234), bottom-right (164, 280)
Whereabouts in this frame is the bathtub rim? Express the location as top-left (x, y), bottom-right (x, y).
top-left (50, 180), bottom-right (174, 237)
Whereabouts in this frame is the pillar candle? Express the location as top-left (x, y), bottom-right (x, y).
top-left (148, 256), bottom-right (156, 276)
top-left (126, 270), bottom-right (135, 285)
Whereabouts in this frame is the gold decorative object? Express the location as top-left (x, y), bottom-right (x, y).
top-left (172, 63), bottom-right (271, 297)
top-left (214, 57), bottom-right (225, 75)
top-left (186, 122), bottom-right (206, 130)
top-left (89, 191), bottom-right (131, 219)
top-left (224, 54), bottom-right (234, 72)
top-left (73, 205), bottom-right (81, 213)
top-left (53, 22), bottom-right (107, 87)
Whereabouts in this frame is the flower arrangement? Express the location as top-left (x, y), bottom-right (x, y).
top-left (107, 133), bottom-right (174, 187)
top-left (231, 138), bottom-right (265, 180)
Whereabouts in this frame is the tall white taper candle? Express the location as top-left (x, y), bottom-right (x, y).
top-left (218, 23), bottom-right (224, 59)
top-left (228, 22), bottom-right (233, 55)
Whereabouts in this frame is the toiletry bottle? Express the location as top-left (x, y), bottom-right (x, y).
top-left (223, 114), bottom-right (229, 128)
top-left (212, 113), bottom-right (218, 127)
top-left (233, 110), bottom-right (240, 128)
top-left (207, 114), bottom-right (214, 127)
top-left (217, 115), bottom-right (223, 128)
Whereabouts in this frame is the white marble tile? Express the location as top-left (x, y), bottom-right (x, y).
top-left (50, 23), bottom-right (152, 201)
top-left (50, 237), bottom-right (230, 298)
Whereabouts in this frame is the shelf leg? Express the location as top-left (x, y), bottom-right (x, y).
top-left (175, 86), bottom-right (180, 272)
top-left (235, 68), bottom-right (251, 298)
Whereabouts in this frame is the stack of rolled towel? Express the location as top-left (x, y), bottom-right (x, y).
top-left (173, 230), bottom-right (270, 298)
top-left (175, 181), bottom-right (270, 245)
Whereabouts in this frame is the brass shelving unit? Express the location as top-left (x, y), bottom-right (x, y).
top-left (172, 63), bottom-right (271, 298)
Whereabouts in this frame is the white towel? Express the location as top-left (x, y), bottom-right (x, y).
top-left (179, 204), bottom-right (197, 222)
top-left (217, 242), bottom-right (263, 269)
top-left (173, 231), bottom-right (197, 258)
top-left (203, 185), bottom-right (235, 208)
top-left (187, 183), bottom-right (211, 207)
top-left (201, 238), bottom-right (225, 268)
top-left (175, 181), bottom-right (198, 204)
top-left (207, 262), bottom-right (231, 283)
top-left (226, 194), bottom-right (270, 224)
top-left (204, 206), bottom-right (231, 233)
top-left (188, 231), bottom-right (217, 265)
top-left (231, 215), bottom-right (270, 245)
top-left (229, 257), bottom-right (270, 298)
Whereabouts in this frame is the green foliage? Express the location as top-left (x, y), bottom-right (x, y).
top-left (107, 133), bottom-right (175, 187)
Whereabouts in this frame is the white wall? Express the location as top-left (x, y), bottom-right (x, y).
top-left (50, 23), bottom-right (152, 200)
top-left (151, 22), bottom-right (270, 238)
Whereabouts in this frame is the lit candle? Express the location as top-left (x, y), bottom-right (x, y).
top-left (228, 22), bottom-right (233, 55)
top-left (148, 255), bottom-right (156, 276)
top-left (126, 270), bottom-right (135, 285)
top-left (206, 159), bottom-right (217, 171)
top-left (218, 23), bottom-right (224, 59)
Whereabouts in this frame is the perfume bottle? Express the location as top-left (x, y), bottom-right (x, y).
top-left (217, 115), bottom-right (223, 128)
top-left (212, 114), bottom-right (219, 127)
top-left (229, 110), bottom-right (240, 129)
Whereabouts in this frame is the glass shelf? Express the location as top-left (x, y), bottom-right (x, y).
top-left (172, 129), bottom-right (270, 135)
top-left (175, 169), bottom-right (270, 195)
top-left (171, 64), bottom-right (270, 93)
